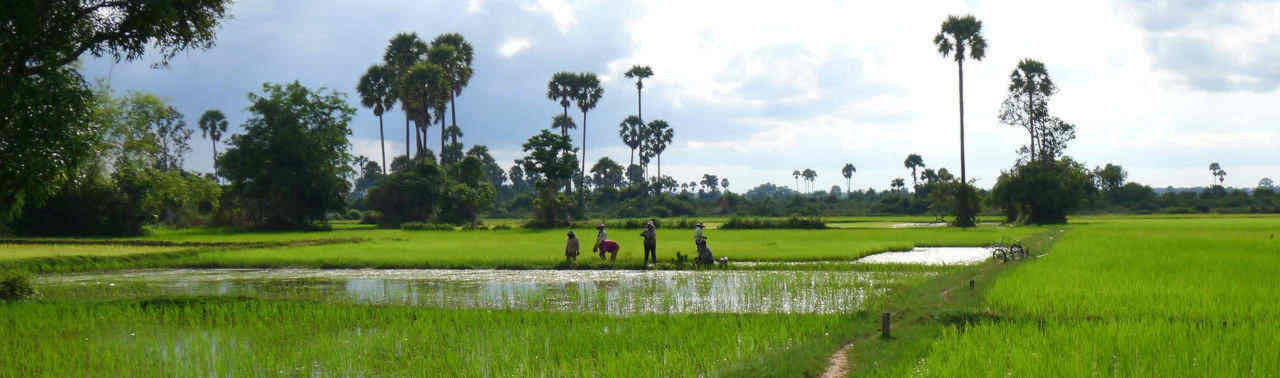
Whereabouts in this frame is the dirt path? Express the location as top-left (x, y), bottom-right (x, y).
top-left (820, 342), bottom-right (854, 378)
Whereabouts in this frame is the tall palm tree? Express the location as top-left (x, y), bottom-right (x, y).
top-left (934, 15), bottom-right (987, 185)
top-left (841, 163), bottom-right (856, 194)
top-left (646, 119), bottom-right (673, 178)
top-left (904, 154), bottom-right (925, 189)
top-left (552, 114), bottom-right (576, 139)
top-left (197, 109), bottom-right (228, 178)
top-left (425, 43), bottom-right (457, 159)
top-left (575, 73), bottom-right (603, 188)
top-left (357, 64), bottom-right (396, 174)
top-left (624, 65), bottom-right (654, 122)
top-left (384, 33), bottom-right (429, 159)
top-left (402, 62), bottom-right (449, 159)
top-left (802, 169), bottom-right (817, 193)
top-left (618, 115), bottom-right (644, 166)
top-left (1209, 162), bottom-right (1224, 187)
top-left (792, 169), bottom-right (802, 192)
top-left (431, 33), bottom-right (475, 146)
top-left (547, 72), bottom-right (579, 136)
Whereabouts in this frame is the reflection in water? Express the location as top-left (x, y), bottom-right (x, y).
top-left (854, 247), bottom-right (991, 265)
top-left (36, 269), bottom-right (927, 314)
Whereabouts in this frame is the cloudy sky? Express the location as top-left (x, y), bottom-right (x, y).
top-left (83, 0), bottom-right (1280, 191)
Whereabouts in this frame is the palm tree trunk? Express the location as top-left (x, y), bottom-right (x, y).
top-left (657, 153), bottom-right (661, 179)
top-left (440, 111), bottom-right (446, 161)
top-left (637, 87), bottom-right (642, 122)
top-left (211, 139), bottom-right (218, 180)
top-left (450, 92), bottom-right (458, 144)
top-left (405, 116), bottom-right (410, 160)
top-left (957, 60), bottom-right (967, 184)
top-left (378, 114), bottom-right (387, 174)
top-left (581, 110), bottom-right (588, 195)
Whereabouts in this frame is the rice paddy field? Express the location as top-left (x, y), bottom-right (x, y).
top-left (2, 214), bottom-right (1278, 376)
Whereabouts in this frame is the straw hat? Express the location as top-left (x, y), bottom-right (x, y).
top-left (695, 222), bottom-right (705, 228)
top-left (596, 223), bottom-right (605, 229)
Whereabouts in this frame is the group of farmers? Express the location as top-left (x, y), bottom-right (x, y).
top-left (564, 220), bottom-right (717, 265)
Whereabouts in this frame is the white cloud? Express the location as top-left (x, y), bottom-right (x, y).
top-left (498, 37), bottom-right (533, 58)
top-left (467, 0), bottom-right (483, 13)
top-left (520, 0), bottom-right (577, 33)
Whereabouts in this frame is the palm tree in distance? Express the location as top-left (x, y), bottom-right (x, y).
top-left (383, 33), bottom-right (429, 159)
top-left (618, 115), bottom-right (644, 166)
top-left (1209, 162), bottom-right (1221, 187)
top-left (552, 114), bottom-right (577, 140)
top-left (1004, 59), bottom-right (1055, 162)
top-left (402, 62), bottom-right (449, 159)
top-left (431, 33), bottom-right (475, 148)
top-left (802, 169), bottom-right (817, 193)
top-left (792, 170), bottom-right (802, 192)
top-left (624, 65), bottom-right (654, 122)
top-left (842, 163), bottom-right (856, 194)
top-left (197, 110), bottom-right (228, 178)
top-left (646, 120), bottom-right (673, 179)
top-left (547, 72), bottom-right (579, 136)
top-left (575, 73), bottom-right (604, 189)
top-left (904, 154), bottom-right (925, 189)
top-left (357, 64), bottom-right (396, 174)
top-left (933, 14), bottom-right (987, 185)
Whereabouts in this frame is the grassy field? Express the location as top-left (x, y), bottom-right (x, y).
top-left (0, 298), bottom-right (857, 377)
top-left (861, 216), bottom-right (1280, 377)
top-left (0, 243), bottom-right (188, 261)
top-left (161, 226), bottom-right (1042, 269)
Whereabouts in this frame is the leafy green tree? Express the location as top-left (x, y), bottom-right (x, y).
top-left (198, 109), bottom-right (229, 177)
top-left (992, 158), bottom-right (1095, 224)
top-left (357, 64), bottom-right (396, 174)
top-left (618, 115), bottom-right (644, 166)
top-left (217, 82), bottom-right (356, 229)
top-left (590, 157), bottom-right (625, 189)
top-left (933, 14), bottom-right (986, 185)
top-left (1, 0), bottom-right (230, 81)
top-left (466, 145), bottom-right (507, 192)
top-left (1093, 163), bottom-right (1127, 194)
top-left (904, 154), bottom-right (925, 189)
top-left (508, 164), bottom-right (527, 193)
top-left (623, 65), bottom-right (655, 121)
top-left (575, 73), bottom-right (603, 190)
top-left (1260, 177), bottom-right (1275, 190)
top-left (645, 119), bottom-right (674, 178)
top-left (521, 130), bottom-right (578, 226)
top-left (441, 155), bottom-right (495, 225)
top-left (382, 33), bottom-right (429, 158)
top-left (547, 72), bottom-right (579, 133)
top-left (368, 156), bottom-right (444, 225)
top-left (842, 163), bottom-right (856, 194)
top-left (626, 164), bottom-right (645, 187)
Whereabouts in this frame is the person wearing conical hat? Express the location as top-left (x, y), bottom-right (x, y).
top-left (565, 230), bottom-right (580, 263)
top-left (641, 220), bottom-right (658, 265)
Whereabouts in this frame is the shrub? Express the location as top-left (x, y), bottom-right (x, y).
top-left (359, 210), bottom-right (382, 225)
top-left (400, 222), bottom-right (454, 231)
top-left (490, 224), bottom-right (513, 230)
top-left (991, 158), bottom-right (1095, 224)
top-left (0, 272), bottom-right (35, 301)
top-left (720, 216), bottom-right (826, 229)
top-left (9, 178), bottom-right (148, 237)
top-left (345, 210), bottom-right (362, 220)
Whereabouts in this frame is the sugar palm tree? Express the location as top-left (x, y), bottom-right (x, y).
top-left (904, 154), bottom-right (925, 189)
top-left (1209, 162), bottom-right (1221, 187)
top-left (1005, 59), bottom-right (1054, 162)
top-left (401, 62), bottom-right (449, 159)
top-left (624, 65), bottom-right (654, 122)
top-left (357, 64), bottom-right (396, 173)
top-left (384, 33), bottom-right (429, 158)
top-left (646, 119), bottom-right (673, 178)
top-left (618, 115), bottom-right (644, 166)
top-left (197, 109), bottom-right (228, 178)
top-left (575, 73), bottom-right (603, 188)
top-left (841, 163), bottom-right (856, 194)
top-left (934, 15), bottom-right (987, 185)
top-left (431, 33), bottom-right (475, 147)
top-left (792, 170), bottom-right (802, 192)
top-left (547, 72), bottom-right (579, 136)
top-left (802, 169), bottom-right (817, 193)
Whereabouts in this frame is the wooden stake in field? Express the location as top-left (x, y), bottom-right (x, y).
top-left (881, 312), bottom-right (891, 339)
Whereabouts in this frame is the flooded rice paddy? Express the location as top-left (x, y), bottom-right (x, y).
top-left (35, 268), bottom-right (933, 315)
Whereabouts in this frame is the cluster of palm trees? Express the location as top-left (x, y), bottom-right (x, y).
top-left (791, 169), bottom-right (818, 193)
top-left (1210, 162), bottom-right (1227, 187)
top-left (357, 32), bottom-right (475, 173)
top-left (615, 65), bottom-right (674, 182)
top-left (545, 71), bottom-right (603, 191)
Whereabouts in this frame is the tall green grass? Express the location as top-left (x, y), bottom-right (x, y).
top-left (870, 216), bottom-right (1280, 376)
top-left (0, 298), bottom-right (853, 377)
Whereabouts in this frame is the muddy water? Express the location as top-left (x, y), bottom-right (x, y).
top-left (36, 269), bottom-right (928, 314)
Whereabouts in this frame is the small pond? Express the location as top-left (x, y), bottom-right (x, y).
top-left (35, 268), bottom-right (933, 315)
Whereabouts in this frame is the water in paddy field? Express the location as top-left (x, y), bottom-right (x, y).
top-left (35, 269), bottom-right (931, 314)
top-left (854, 247), bottom-right (991, 265)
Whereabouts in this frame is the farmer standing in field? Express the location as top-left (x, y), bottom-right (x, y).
top-left (565, 231), bottom-right (580, 263)
top-left (641, 220), bottom-right (658, 265)
top-left (694, 221), bottom-right (714, 264)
